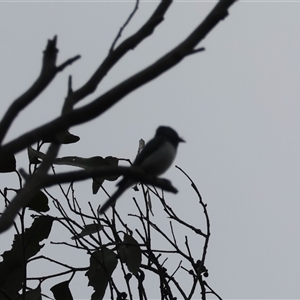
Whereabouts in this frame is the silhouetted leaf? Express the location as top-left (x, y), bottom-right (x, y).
top-left (25, 149), bottom-right (121, 195)
top-left (54, 156), bottom-right (98, 168)
top-left (0, 152), bottom-right (16, 172)
top-left (102, 156), bottom-right (119, 181)
top-left (53, 155), bottom-right (119, 194)
top-left (27, 190), bottom-right (49, 212)
top-left (27, 147), bottom-right (42, 165)
top-left (51, 280), bottom-right (73, 300)
top-left (71, 223), bottom-right (103, 240)
top-left (54, 156), bottom-right (118, 173)
top-left (0, 267), bottom-right (22, 300)
top-left (16, 285), bottom-right (42, 300)
top-left (43, 130), bottom-right (80, 144)
top-left (86, 248), bottom-right (118, 300)
top-left (0, 216), bottom-right (54, 299)
top-left (119, 234), bottom-right (141, 275)
top-left (92, 156), bottom-right (119, 194)
top-left (92, 177), bottom-right (105, 195)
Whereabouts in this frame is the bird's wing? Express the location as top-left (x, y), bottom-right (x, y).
top-left (115, 136), bottom-right (163, 188)
top-left (133, 136), bottom-right (164, 166)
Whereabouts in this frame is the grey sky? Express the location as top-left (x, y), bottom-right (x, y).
top-left (1, 1), bottom-right (300, 299)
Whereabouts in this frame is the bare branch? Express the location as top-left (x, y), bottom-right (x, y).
top-left (175, 165), bottom-right (211, 264)
top-left (109, 0), bottom-right (140, 53)
top-left (61, 0), bottom-right (172, 114)
top-left (0, 36), bottom-right (80, 145)
top-left (56, 55), bottom-right (81, 72)
top-left (1, 0), bottom-right (237, 156)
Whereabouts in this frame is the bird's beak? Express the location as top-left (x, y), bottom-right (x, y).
top-left (179, 137), bottom-right (185, 143)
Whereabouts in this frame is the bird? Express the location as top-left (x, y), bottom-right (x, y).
top-left (99, 126), bottom-right (185, 214)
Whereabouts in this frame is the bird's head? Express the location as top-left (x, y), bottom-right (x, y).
top-left (155, 126), bottom-right (185, 146)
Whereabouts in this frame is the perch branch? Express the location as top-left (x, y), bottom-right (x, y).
top-left (42, 166), bottom-right (178, 193)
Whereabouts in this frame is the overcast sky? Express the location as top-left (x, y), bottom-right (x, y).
top-left (1, 1), bottom-right (300, 299)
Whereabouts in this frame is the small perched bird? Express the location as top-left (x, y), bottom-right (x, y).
top-left (99, 126), bottom-right (185, 214)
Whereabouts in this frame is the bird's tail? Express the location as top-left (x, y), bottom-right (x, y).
top-left (99, 181), bottom-right (131, 214)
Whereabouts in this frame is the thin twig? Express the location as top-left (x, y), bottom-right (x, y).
top-left (109, 0), bottom-right (140, 52)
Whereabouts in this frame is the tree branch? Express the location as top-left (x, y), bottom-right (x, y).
top-left (61, 0), bottom-right (172, 114)
top-left (0, 36), bottom-right (80, 145)
top-left (0, 143), bottom-right (61, 234)
top-left (1, 0), bottom-right (237, 156)
top-left (109, 0), bottom-right (140, 53)
top-left (41, 166), bottom-right (178, 193)
top-left (0, 164), bottom-right (177, 233)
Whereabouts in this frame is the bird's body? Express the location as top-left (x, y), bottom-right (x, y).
top-left (99, 126), bottom-right (184, 214)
